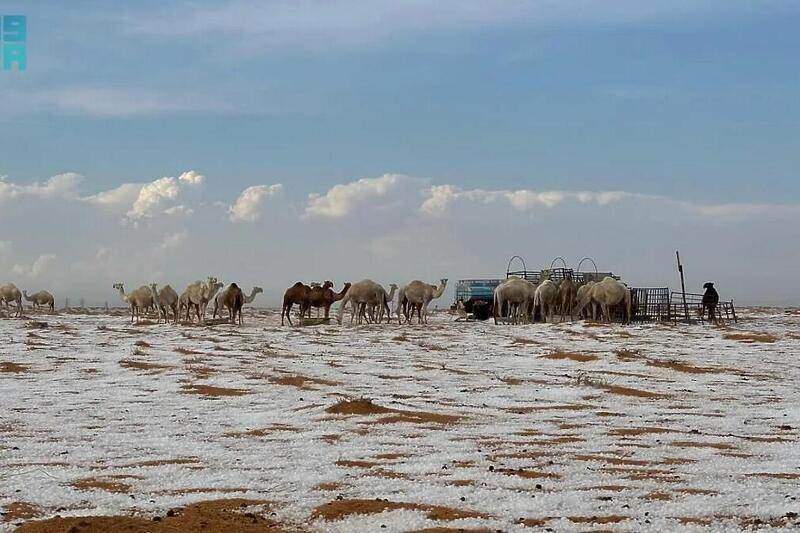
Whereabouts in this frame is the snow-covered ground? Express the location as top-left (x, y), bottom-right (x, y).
top-left (1, 308), bottom-right (799, 531)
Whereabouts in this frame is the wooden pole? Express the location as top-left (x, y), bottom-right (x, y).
top-left (676, 251), bottom-right (689, 322)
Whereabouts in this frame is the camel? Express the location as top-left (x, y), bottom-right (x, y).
top-left (23, 290), bottom-right (55, 313)
top-left (303, 281), bottom-right (351, 320)
top-left (244, 286), bottom-right (263, 305)
top-left (400, 279), bottom-right (447, 324)
top-left (492, 277), bottom-right (534, 324)
top-left (377, 283), bottom-right (398, 323)
top-left (217, 283), bottom-right (245, 325)
top-left (179, 277), bottom-right (221, 324)
top-left (360, 283), bottom-right (397, 324)
top-left (150, 283), bottom-right (179, 324)
top-left (282, 282), bottom-right (312, 326)
top-left (575, 277), bottom-right (632, 324)
top-left (213, 286), bottom-right (262, 318)
top-left (534, 279), bottom-right (560, 323)
top-left (395, 286), bottom-right (410, 323)
top-left (575, 281), bottom-right (597, 319)
top-left (337, 279), bottom-right (387, 325)
top-left (0, 283), bottom-right (23, 317)
top-left (113, 282), bottom-right (155, 323)
top-left (556, 277), bottom-right (577, 322)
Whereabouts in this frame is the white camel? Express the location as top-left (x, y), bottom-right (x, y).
top-left (337, 279), bottom-right (386, 325)
top-left (113, 282), bottom-right (154, 324)
top-left (557, 277), bottom-right (578, 322)
top-left (149, 283), bottom-right (180, 324)
top-left (179, 277), bottom-right (221, 324)
top-left (361, 283), bottom-right (397, 324)
top-left (575, 281), bottom-right (597, 319)
top-left (0, 283), bottom-right (23, 317)
top-left (492, 277), bottom-right (533, 324)
top-left (400, 279), bottom-right (447, 324)
top-left (23, 290), bottom-right (55, 313)
top-left (534, 279), bottom-right (560, 323)
top-left (576, 277), bottom-right (632, 324)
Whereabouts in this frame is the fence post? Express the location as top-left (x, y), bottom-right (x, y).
top-left (676, 251), bottom-right (689, 322)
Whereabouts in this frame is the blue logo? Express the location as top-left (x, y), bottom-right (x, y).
top-left (1, 15), bottom-right (26, 71)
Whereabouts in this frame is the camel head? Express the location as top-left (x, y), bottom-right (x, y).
top-left (253, 287), bottom-right (263, 294)
top-left (112, 283), bottom-right (124, 291)
top-left (389, 283), bottom-right (398, 290)
top-left (703, 282), bottom-right (715, 290)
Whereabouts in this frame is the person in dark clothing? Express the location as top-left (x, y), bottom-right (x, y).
top-left (702, 282), bottom-right (720, 323)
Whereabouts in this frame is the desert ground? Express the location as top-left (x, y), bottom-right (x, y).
top-left (1, 307), bottom-right (799, 532)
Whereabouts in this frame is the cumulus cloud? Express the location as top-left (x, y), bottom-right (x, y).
top-left (12, 254), bottom-right (57, 279)
top-left (81, 170), bottom-right (206, 220)
top-left (2, 170), bottom-right (800, 305)
top-left (228, 184), bottom-right (283, 222)
top-left (420, 186), bottom-right (632, 216)
top-left (0, 173), bottom-right (82, 202)
top-left (304, 174), bottom-right (415, 219)
top-left (158, 232), bottom-right (188, 250)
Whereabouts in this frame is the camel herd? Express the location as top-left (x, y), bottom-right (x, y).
top-left (2, 273), bottom-right (631, 327)
top-left (0, 283), bottom-right (54, 317)
top-left (281, 279), bottom-right (447, 326)
top-left (492, 275), bottom-right (632, 324)
top-left (112, 278), bottom-right (262, 325)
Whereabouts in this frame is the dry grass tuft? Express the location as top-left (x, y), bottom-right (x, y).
top-left (1, 502), bottom-right (41, 522)
top-left (543, 351), bottom-right (598, 362)
top-left (311, 499), bottom-right (489, 521)
top-left (71, 477), bottom-right (133, 493)
top-left (119, 360), bottom-right (172, 373)
top-left (0, 362), bottom-right (29, 373)
top-left (724, 332), bottom-right (778, 343)
top-left (269, 374), bottom-right (340, 390)
top-left (180, 384), bottom-right (249, 398)
top-left (326, 399), bottom-right (462, 425)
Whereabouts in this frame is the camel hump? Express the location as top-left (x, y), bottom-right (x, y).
top-left (293, 281), bottom-right (304, 287)
top-left (231, 282), bottom-right (239, 289)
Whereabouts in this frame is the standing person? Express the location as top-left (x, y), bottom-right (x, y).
top-left (702, 282), bottom-right (720, 323)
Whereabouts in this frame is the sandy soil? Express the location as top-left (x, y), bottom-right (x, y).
top-left (1, 307), bottom-right (799, 532)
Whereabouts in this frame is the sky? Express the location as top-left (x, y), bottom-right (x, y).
top-left (1, 1), bottom-right (799, 306)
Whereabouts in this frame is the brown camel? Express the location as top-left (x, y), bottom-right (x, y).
top-left (305, 281), bottom-right (351, 319)
top-left (281, 282), bottom-right (311, 326)
top-left (218, 283), bottom-right (245, 325)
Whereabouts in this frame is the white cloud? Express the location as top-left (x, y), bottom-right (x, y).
top-left (3, 170), bottom-right (800, 305)
top-left (84, 183), bottom-right (143, 209)
top-left (0, 173), bottom-right (82, 202)
top-left (12, 254), bottom-right (57, 279)
top-left (131, 1), bottom-right (764, 51)
top-left (420, 186), bottom-right (632, 216)
top-left (30, 88), bottom-right (198, 117)
top-left (178, 170), bottom-right (205, 186)
top-left (158, 232), bottom-right (187, 250)
top-left (304, 174), bottom-right (411, 219)
top-left (229, 184), bottom-right (283, 222)
top-left (164, 205), bottom-right (194, 216)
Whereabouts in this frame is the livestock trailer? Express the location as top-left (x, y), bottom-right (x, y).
top-left (453, 279), bottom-right (501, 320)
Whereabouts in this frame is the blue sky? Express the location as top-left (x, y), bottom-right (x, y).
top-left (3, 1), bottom-right (799, 201)
top-left (1, 1), bottom-right (799, 304)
